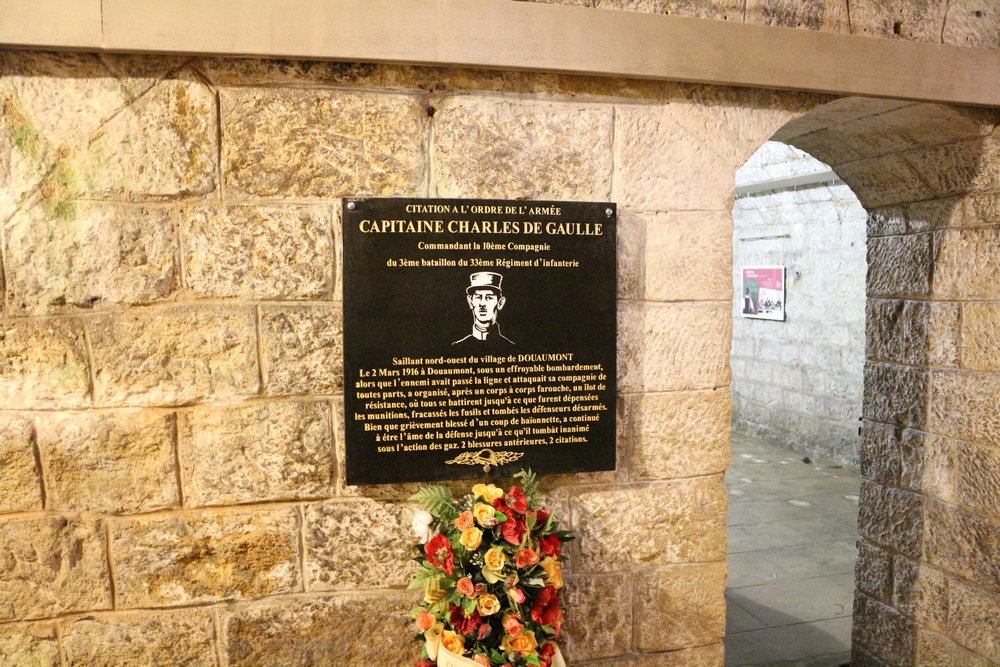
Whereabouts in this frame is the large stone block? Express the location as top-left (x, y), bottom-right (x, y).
top-left (433, 96), bottom-right (612, 199)
top-left (915, 627), bottom-right (995, 667)
top-left (182, 204), bottom-right (334, 300)
top-left (857, 480), bottom-right (923, 558)
top-left (892, 556), bottom-right (947, 629)
top-left (947, 579), bottom-right (1000, 662)
top-left (61, 610), bottom-right (216, 667)
top-left (0, 516), bottom-right (110, 620)
top-left (907, 138), bottom-right (1000, 200)
top-left (111, 508), bottom-right (300, 607)
top-left (866, 300), bottom-right (959, 368)
top-left (222, 592), bottom-right (416, 666)
top-left (855, 539), bottom-right (893, 602)
top-left (561, 574), bottom-right (631, 662)
top-left (960, 303), bottom-right (1000, 371)
top-left (0, 318), bottom-right (90, 409)
top-left (628, 388), bottom-right (731, 480)
top-left (954, 440), bottom-right (1000, 517)
top-left (746, 0), bottom-right (849, 32)
top-left (644, 211), bottom-right (731, 301)
top-left (260, 305), bottom-right (343, 396)
top-left (924, 499), bottom-right (998, 591)
top-left (0, 623), bottom-right (58, 667)
top-left (221, 88), bottom-right (426, 199)
top-left (89, 306), bottom-right (259, 407)
top-left (933, 227), bottom-right (1000, 301)
top-left (616, 211), bottom-right (646, 300)
top-left (36, 410), bottom-right (179, 514)
top-left (866, 234), bottom-right (931, 298)
top-left (943, 0), bottom-right (1000, 48)
top-left (4, 202), bottom-right (178, 314)
top-left (577, 643), bottom-right (725, 667)
top-left (849, 0), bottom-right (948, 42)
top-left (73, 75), bottom-right (217, 199)
top-left (572, 477), bottom-right (726, 572)
top-left (859, 421), bottom-right (901, 487)
top-left (862, 362), bottom-right (927, 430)
top-left (852, 594), bottom-right (915, 665)
top-left (0, 414), bottom-right (42, 513)
top-left (837, 153), bottom-right (929, 208)
top-left (180, 400), bottom-right (333, 507)
top-left (633, 563), bottom-right (726, 652)
top-left (304, 499), bottom-right (412, 590)
top-left (928, 371), bottom-right (1000, 448)
top-left (618, 302), bottom-right (731, 393)
top-left (615, 106), bottom-right (734, 212)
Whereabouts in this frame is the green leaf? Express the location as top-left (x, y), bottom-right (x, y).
top-left (525, 654), bottom-right (542, 666)
top-left (495, 511), bottom-right (508, 523)
top-left (408, 563), bottom-right (440, 590)
top-left (513, 469), bottom-right (543, 508)
top-left (409, 485), bottom-right (460, 521)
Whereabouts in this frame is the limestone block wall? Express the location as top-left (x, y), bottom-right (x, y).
top-left (731, 142), bottom-right (867, 467)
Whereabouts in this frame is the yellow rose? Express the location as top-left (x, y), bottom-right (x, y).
top-left (441, 629), bottom-right (465, 655)
top-left (540, 557), bottom-right (564, 590)
top-left (473, 502), bottom-right (497, 527)
top-left (460, 526), bottom-right (483, 551)
top-left (484, 546), bottom-right (507, 571)
top-left (501, 630), bottom-right (538, 656)
top-left (476, 593), bottom-right (501, 616)
top-left (472, 483), bottom-right (504, 503)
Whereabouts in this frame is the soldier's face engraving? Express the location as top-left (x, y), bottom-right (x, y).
top-left (468, 289), bottom-right (505, 326)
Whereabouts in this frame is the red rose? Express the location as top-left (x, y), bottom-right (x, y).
top-left (416, 660), bottom-right (435, 667)
top-left (477, 622), bottom-right (492, 641)
top-left (506, 486), bottom-right (528, 514)
top-left (539, 534), bottom-right (561, 558)
top-left (424, 534), bottom-right (454, 575)
top-left (531, 585), bottom-right (562, 631)
top-left (451, 607), bottom-right (483, 635)
top-left (493, 499), bottom-right (512, 520)
top-left (501, 515), bottom-right (526, 546)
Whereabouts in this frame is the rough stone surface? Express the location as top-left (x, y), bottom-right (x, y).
top-left (862, 362), bottom-right (927, 430)
top-left (849, 0), bottom-right (948, 43)
top-left (928, 371), bottom-right (1000, 448)
top-left (433, 97), bottom-right (613, 199)
top-left (644, 211), bottom-right (731, 301)
top-left (947, 579), bottom-right (1000, 662)
top-left (180, 400), bottom-right (333, 507)
top-left (859, 421), bottom-right (901, 487)
top-left (924, 499), bottom-right (998, 591)
top-left (572, 477), bottom-right (726, 572)
top-left (915, 628), bottom-right (995, 667)
top-left (855, 538), bottom-right (893, 602)
top-left (111, 508), bottom-right (300, 607)
top-left (581, 643), bottom-right (725, 666)
top-left (261, 305), bottom-right (343, 396)
top-left (837, 153), bottom-right (930, 208)
top-left (867, 234), bottom-right (931, 298)
top-left (908, 138), bottom-right (1000, 200)
top-left (954, 440), bottom-right (1000, 516)
top-left (36, 410), bottom-right (179, 514)
top-left (618, 302), bottom-right (731, 393)
top-left (943, 0), bottom-right (1000, 48)
top-left (857, 480), bottom-right (923, 558)
top-left (5, 202), bottom-right (178, 314)
top-left (960, 303), bottom-right (1000, 371)
top-left (0, 413), bottom-right (42, 513)
top-left (61, 610), bottom-right (216, 667)
top-left (615, 106), bottom-right (734, 212)
top-left (746, 0), bottom-right (849, 32)
top-left (633, 563), bottom-right (726, 652)
top-left (561, 574), bottom-right (631, 662)
top-left (616, 211), bottom-right (645, 300)
top-left (934, 227), bottom-right (1000, 301)
top-left (0, 516), bottom-right (110, 620)
top-left (0, 623), bottom-right (58, 667)
top-left (304, 500), bottom-right (412, 590)
top-left (222, 88), bottom-right (426, 199)
top-left (892, 556), bottom-right (947, 629)
top-left (628, 388), bottom-right (731, 480)
top-left (89, 306), bottom-right (259, 407)
top-left (865, 299), bottom-right (961, 367)
top-left (0, 318), bottom-right (90, 409)
top-left (73, 75), bottom-right (217, 199)
top-left (182, 204), bottom-right (334, 300)
top-left (853, 593), bottom-right (915, 665)
top-left (222, 593), bottom-right (416, 666)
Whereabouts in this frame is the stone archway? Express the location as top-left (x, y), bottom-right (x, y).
top-left (746, 99), bottom-right (1000, 665)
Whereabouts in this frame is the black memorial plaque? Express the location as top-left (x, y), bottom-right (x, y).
top-left (343, 198), bottom-right (616, 485)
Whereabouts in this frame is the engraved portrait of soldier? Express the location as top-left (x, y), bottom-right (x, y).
top-left (451, 271), bottom-right (516, 351)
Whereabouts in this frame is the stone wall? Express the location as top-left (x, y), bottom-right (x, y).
top-left (731, 142), bottom-right (867, 467)
top-left (1, 30), bottom-right (998, 667)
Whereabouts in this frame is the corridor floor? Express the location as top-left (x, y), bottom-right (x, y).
top-left (724, 432), bottom-right (861, 666)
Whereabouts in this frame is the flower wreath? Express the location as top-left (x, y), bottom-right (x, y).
top-left (409, 470), bottom-right (572, 667)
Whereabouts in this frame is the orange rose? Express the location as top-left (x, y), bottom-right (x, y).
top-left (515, 547), bottom-right (539, 568)
top-left (415, 610), bottom-right (435, 630)
top-left (460, 526), bottom-right (483, 551)
top-left (473, 656), bottom-right (490, 667)
top-left (456, 577), bottom-right (475, 598)
top-left (501, 630), bottom-right (538, 656)
top-left (477, 593), bottom-right (501, 616)
top-left (484, 546), bottom-right (507, 570)
top-left (441, 629), bottom-right (465, 655)
top-left (455, 510), bottom-right (474, 531)
top-left (540, 557), bottom-right (564, 590)
top-left (473, 502), bottom-right (497, 527)
top-left (502, 613), bottom-right (523, 636)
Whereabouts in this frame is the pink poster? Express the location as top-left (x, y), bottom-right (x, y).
top-left (740, 266), bottom-right (785, 321)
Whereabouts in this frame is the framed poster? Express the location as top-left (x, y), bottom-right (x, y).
top-left (740, 266), bottom-right (785, 321)
top-left (342, 198), bottom-right (617, 485)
